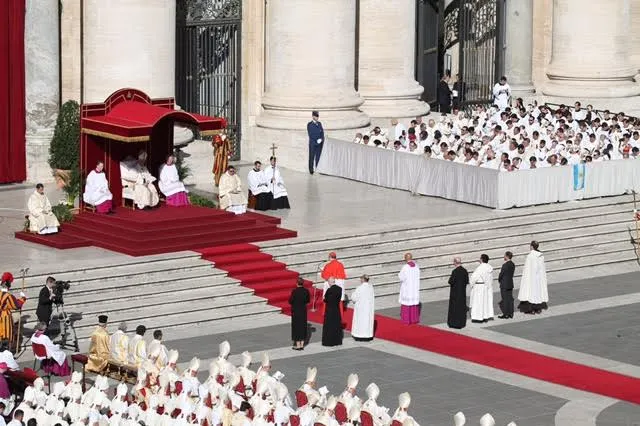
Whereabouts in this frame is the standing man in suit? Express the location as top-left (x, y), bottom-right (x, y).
top-left (36, 277), bottom-right (56, 326)
top-left (307, 111), bottom-right (325, 175)
top-left (437, 72), bottom-right (452, 114)
top-left (498, 251), bottom-right (515, 319)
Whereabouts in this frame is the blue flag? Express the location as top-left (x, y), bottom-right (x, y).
top-left (573, 163), bottom-right (585, 191)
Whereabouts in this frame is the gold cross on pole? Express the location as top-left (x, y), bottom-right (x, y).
top-left (270, 143), bottom-right (278, 158)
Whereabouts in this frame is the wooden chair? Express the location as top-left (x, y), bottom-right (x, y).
top-left (31, 343), bottom-right (52, 392)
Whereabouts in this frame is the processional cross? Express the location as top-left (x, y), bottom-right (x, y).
top-left (270, 143), bottom-right (278, 158)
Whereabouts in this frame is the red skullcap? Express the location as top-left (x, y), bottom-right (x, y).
top-left (329, 252), bottom-right (337, 258)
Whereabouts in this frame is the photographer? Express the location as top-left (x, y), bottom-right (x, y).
top-left (35, 277), bottom-right (56, 326)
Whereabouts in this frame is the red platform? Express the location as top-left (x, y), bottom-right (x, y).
top-left (15, 205), bottom-right (296, 257)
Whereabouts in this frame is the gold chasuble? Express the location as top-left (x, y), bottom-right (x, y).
top-left (87, 326), bottom-right (111, 373)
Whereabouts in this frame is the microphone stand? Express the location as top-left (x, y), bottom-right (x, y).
top-left (311, 261), bottom-right (326, 313)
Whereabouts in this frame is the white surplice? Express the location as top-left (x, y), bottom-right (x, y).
top-left (83, 170), bottom-right (113, 206)
top-left (0, 350), bottom-right (19, 371)
top-left (120, 160), bottom-right (159, 209)
top-left (218, 172), bottom-right (247, 214)
top-left (247, 169), bottom-right (270, 196)
top-left (350, 281), bottom-right (375, 339)
top-left (398, 262), bottom-right (421, 306)
top-left (109, 330), bottom-right (129, 363)
top-left (492, 82), bottom-right (511, 110)
top-left (469, 262), bottom-right (494, 321)
top-left (518, 250), bottom-right (549, 304)
top-left (262, 166), bottom-right (288, 199)
top-left (27, 191), bottom-right (60, 234)
top-left (30, 332), bottom-right (66, 366)
top-left (158, 163), bottom-right (187, 197)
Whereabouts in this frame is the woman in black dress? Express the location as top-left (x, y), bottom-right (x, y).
top-left (288, 277), bottom-right (310, 350)
top-left (322, 278), bottom-right (343, 347)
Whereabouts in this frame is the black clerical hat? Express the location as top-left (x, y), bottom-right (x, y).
top-left (98, 315), bottom-right (108, 324)
top-left (312, 111), bottom-right (319, 118)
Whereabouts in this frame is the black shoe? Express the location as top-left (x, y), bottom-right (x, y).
top-left (471, 320), bottom-right (483, 324)
top-left (498, 315), bottom-right (508, 319)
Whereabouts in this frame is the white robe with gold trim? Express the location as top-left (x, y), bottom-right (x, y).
top-left (27, 191), bottom-right (60, 233)
top-left (219, 172), bottom-right (247, 214)
top-left (120, 160), bottom-right (159, 209)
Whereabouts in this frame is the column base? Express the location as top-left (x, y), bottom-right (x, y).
top-left (26, 132), bottom-right (54, 183)
top-left (510, 84), bottom-right (536, 102)
top-left (256, 108), bottom-right (370, 131)
top-left (543, 78), bottom-right (640, 99)
top-left (359, 97), bottom-right (430, 121)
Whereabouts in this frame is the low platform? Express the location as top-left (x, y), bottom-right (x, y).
top-left (15, 205), bottom-right (296, 256)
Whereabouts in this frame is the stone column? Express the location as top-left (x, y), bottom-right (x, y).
top-left (25, 0), bottom-right (60, 183)
top-left (357, 0), bottom-right (429, 120)
top-left (60, 0), bottom-right (81, 103)
top-left (256, 0), bottom-right (369, 130)
top-left (543, 0), bottom-right (640, 98)
top-left (630, 0), bottom-right (640, 73)
top-left (83, 0), bottom-right (176, 103)
top-left (504, 0), bottom-right (535, 98)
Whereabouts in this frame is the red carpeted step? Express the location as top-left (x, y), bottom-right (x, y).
top-left (198, 244), bottom-right (260, 257)
top-left (243, 211), bottom-right (282, 225)
top-left (14, 231), bottom-right (90, 249)
top-left (206, 251), bottom-right (272, 266)
top-left (258, 228), bottom-right (298, 242)
top-left (223, 260), bottom-right (287, 275)
top-left (232, 269), bottom-right (299, 284)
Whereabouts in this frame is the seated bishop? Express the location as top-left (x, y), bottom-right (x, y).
top-left (263, 156), bottom-right (291, 210)
top-left (159, 154), bottom-right (189, 207)
top-left (247, 161), bottom-right (272, 211)
top-left (120, 151), bottom-right (160, 210)
top-left (83, 161), bottom-right (113, 214)
top-left (218, 165), bottom-right (247, 215)
top-left (27, 184), bottom-right (59, 234)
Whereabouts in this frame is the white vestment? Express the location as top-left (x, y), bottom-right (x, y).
top-left (247, 169), bottom-right (270, 196)
top-left (0, 350), bottom-right (19, 371)
top-left (492, 83), bottom-right (511, 110)
top-left (128, 335), bottom-right (147, 367)
top-left (30, 332), bottom-right (66, 366)
top-left (110, 330), bottom-right (129, 363)
top-left (158, 163), bottom-right (187, 197)
top-left (518, 250), bottom-right (549, 304)
top-left (120, 160), bottom-right (159, 209)
top-left (398, 262), bottom-right (421, 306)
top-left (469, 263), bottom-right (494, 321)
top-left (83, 170), bottom-right (112, 206)
top-left (350, 282), bottom-right (375, 339)
top-left (219, 172), bottom-right (247, 214)
top-left (262, 166), bottom-right (288, 199)
top-left (27, 191), bottom-right (60, 234)
top-left (147, 339), bottom-right (169, 368)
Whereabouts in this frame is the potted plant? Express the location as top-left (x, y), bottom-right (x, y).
top-left (62, 167), bottom-right (82, 207)
top-left (48, 100), bottom-right (80, 188)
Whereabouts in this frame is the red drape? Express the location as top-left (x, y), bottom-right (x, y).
top-left (0, 0), bottom-right (26, 183)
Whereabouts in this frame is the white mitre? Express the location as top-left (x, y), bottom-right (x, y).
top-left (305, 367), bottom-right (317, 384)
top-left (453, 411), bottom-right (466, 426)
top-left (398, 392), bottom-right (411, 409)
top-left (479, 413), bottom-right (496, 426)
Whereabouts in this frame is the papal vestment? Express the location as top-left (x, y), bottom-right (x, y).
top-left (350, 281), bottom-right (375, 340)
top-left (120, 160), bottom-right (159, 209)
top-left (27, 191), bottom-right (59, 234)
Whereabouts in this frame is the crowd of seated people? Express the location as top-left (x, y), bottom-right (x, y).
top-left (352, 102), bottom-right (640, 171)
top-left (1, 338), bottom-right (521, 426)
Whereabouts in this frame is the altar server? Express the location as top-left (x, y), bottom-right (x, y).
top-left (159, 154), bottom-right (189, 206)
top-left (398, 253), bottom-right (421, 325)
top-left (247, 161), bottom-right (272, 211)
top-left (492, 76), bottom-right (511, 111)
top-left (30, 322), bottom-right (71, 376)
top-left (518, 240), bottom-right (549, 314)
top-left (469, 254), bottom-right (494, 323)
top-left (83, 161), bottom-right (113, 213)
top-left (350, 275), bottom-right (375, 341)
top-left (86, 315), bottom-right (110, 373)
top-left (263, 156), bottom-right (291, 210)
top-left (0, 274), bottom-right (26, 346)
top-left (120, 151), bottom-right (160, 209)
top-left (27, 184), bottom-right (59, 234)
top-left (110, 322), bottom-right (129, 363)
top-left (218, 165), bottom-right (248, 214)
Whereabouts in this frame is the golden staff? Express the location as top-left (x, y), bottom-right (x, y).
top-left (15, 267), bottom-right (28, 353)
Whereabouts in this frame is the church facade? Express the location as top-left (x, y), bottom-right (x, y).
top-left (2, 0), bottom-right (640, 184)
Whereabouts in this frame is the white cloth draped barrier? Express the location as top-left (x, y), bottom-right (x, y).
top-left (316, 138), bottom-right (640, 209)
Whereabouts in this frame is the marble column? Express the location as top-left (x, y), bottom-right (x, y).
top-left (357, 0), bottom-right (429, 120)
top-left (504, 0), bottom-right (535, 98)
top-left (256, 0), bottom-right (369, 130)
top-left (630, 0), bottom-right (640, 73)
top-left (60, 0), bottom-right (81, 103)
top-left (543, 0), bottom-right (640, 98)
top-left (25, 0), bottom-right (60, 183)
top-left (83, 0), bottom-right (176, 103)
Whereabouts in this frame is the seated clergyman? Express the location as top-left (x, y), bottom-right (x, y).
top-left (83, 161), bottom-right (114, 214)
top-left (159, 154), bottom-right (189, 207)
top-left (219, 165), bottom-right (247, 215)
top-left (27, 184), bottom-right (59, 234)
top-left (120, 151), bottom-right (159, 210)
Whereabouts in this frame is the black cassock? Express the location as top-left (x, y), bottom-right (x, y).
top-left (447, 265), bottom-right (469, 329)
top-left (322, 284), bottom-right (343, 346)
top-left (288, 287), bottom-right (310, 341)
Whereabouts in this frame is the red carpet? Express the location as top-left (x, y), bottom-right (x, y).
top-left (200, 243), bottom-right (640, 405)
top-left (15, 205), bottom-right (296, 256)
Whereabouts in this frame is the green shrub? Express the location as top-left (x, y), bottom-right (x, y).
top-left (174, 148), bottom-right (191, 181)
top-left (48, 100), bottom-right (80, 171)
top-left (63, 167), bottom-right (82, 206)
top-left (52, 204), bottom-right (74, 224)
top-left (189, 193), bottom-right (217, 208)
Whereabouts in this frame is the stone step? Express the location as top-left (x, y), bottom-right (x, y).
top-left (263, 202), bottom-right (633, 257)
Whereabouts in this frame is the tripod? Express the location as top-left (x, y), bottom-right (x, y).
top-left (54, 303), bottom-right (79, 352)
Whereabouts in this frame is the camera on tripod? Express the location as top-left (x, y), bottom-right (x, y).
top-left (53, 280), bottom-right (71, 306)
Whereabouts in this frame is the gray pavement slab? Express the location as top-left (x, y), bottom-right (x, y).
top-left (597, 401), bottom-right (640, 425)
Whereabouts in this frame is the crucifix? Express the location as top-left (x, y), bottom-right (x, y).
top-left (270, 143), bottom-right (278, 158)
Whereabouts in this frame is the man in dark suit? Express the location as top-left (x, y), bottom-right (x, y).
top-left (36, 276), bottom-right (56, 326)
top-left (498, 251), bottom-right (515, 319)
top-left (307, 111), bottom-right (325, 175)
top-left (447, 257), bottom-right (469, 329)
top-left (437, 73), bottom-right (452, 114)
